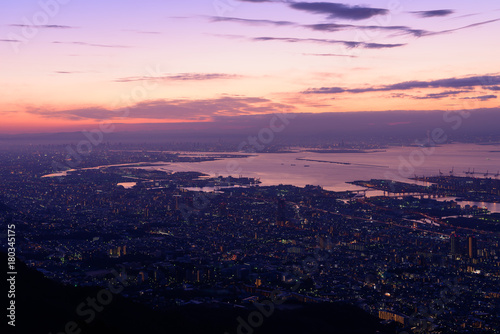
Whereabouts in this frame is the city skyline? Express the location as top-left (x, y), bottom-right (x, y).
top-left (1, 0), bottom-right (499, 134)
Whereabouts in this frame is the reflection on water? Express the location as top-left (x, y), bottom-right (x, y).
top-left (144, 144), bottom-right (499, 192)
top-left (436, 197), bottom-right (500, 213)
top-left (41, 162), bottom-right (165, 178)
top-left (42, 170), bottom-right (73, 178)
top-left (41, 144), bottom-right (500, 206)
top-left (117, 182), bottom-right (137, 189)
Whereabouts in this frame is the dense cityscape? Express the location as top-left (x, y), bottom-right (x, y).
top-left (1, 146), bottom-right (499, 333)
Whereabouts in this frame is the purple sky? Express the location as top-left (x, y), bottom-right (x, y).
top-left (1, 0), bottom-right (499, 133)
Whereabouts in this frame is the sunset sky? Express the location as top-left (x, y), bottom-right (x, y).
top-left (1, 0), bottom-right (499, 133)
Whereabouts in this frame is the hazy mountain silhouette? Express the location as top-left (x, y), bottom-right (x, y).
top-left (1, 109), bottom-right (499, 147)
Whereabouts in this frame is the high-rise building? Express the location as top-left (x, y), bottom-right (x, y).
top-left (450, 233), bottom-right (459, 255)
top-left (468, 235), bottom-right (477, 259)
top-left (277, 198), bottom-right (287, 226)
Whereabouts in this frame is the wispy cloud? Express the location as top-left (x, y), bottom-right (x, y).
top-left (115, 73), bottom-right (243, 83)
top-left (52, 41), bottom-right (131, 48)
top-left (303, 53), bottom-right (358, 58)
top-left (446, 13), bottom-right (481, 21)
top-left (428, 18), bottom-right (500, 36)
top-left (210, 16), bottom-right (294, 26)
top-left (10, 24), bottom-right (76, 29)
top-left (252, 36), bottom-right (405, 49)
top-left (210, 17), bottom-right (428, 37)
top-left (411, 10), bottom-right (455, 18)
top-left (303, 74), bottom-right (500, 94)
top-left (123, 29), bottom-right (162, 34)
top-left (53, 71), bottom-right (98, 74)
top-left (221, 1), bottom-right (498, 40)
top-left (461, 95), bottom-right (497, 101)
top-left (209, 13), bottom-right (500, 54)
top-left (304, 23), bottom-right (428, 37)
top-left (413, 90), bottom-right (472, 99)
top-left (26, 97), bottom-right (294, 121)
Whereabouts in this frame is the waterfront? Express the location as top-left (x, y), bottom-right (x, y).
top-left (436, 197), bottom-right (500, 213)
top-left (42, 144), bottom-right (500, 205)
top-left (141, 143), bottom-right (499, 192)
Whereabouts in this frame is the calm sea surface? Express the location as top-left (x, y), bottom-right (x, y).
top-left (44, 143), bottom-right (500, 211)
top-left (143, 143), bottom-right (499, 192)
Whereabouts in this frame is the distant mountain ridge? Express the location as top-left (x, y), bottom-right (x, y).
top-left (1, 108), bottom-right (499, 146)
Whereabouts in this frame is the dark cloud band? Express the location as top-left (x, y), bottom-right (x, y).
top-left (289, 2), bottom-right (388, 20)
top-left (303, 75), bottom-right (500, 94)
top-left (411, 10), bottom-right (455, 18)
